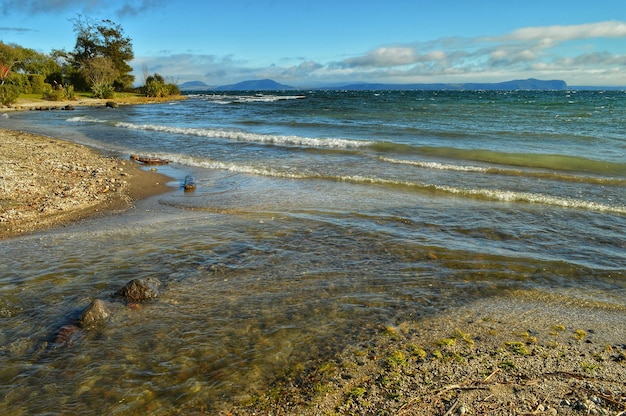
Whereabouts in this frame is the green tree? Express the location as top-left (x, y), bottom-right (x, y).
top-left (81, 56), bottom-right (117, 98)
top-left (70, 16), bottom-right (135, 91)
top-left (0, 41), bottom-right (61, 104)
top-left (0, 42), bottom-right (60, 82)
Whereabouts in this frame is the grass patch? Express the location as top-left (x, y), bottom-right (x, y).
top-left (348, 386), bottom-right (367, 398)
top-left (386, 350), bottom-right (408, 368)
top-left (550, 324), bottom-right (566, 336)
top-left (505, 341), bottom-right (530, 356)
top-left (452, 329), bottom-right (474, 345)
top-left (580, 361), bottom-right (599, 373)
top-left (407, 343), bottom-right (427, 359)
top-left (437, 338), bottom-right (456, 347)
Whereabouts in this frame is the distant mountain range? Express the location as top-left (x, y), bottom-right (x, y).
top-left (179, 78), bottom-right (575, 91)
top-left (179, 79), bottom-right (295, 91)
top-left (339, 78), bottom-right (568, 91)
top-left (215, 79), bottom-right (296, 91)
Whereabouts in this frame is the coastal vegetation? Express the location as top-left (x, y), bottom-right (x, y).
top-left (0, 16), bottom-right (180, 106)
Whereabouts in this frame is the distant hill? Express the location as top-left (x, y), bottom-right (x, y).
top-left (180, 78), bottom-right (570, 92)
top-left (216, 79), bottom-right (295, 91)
top-left (179, 81), bottom-right (211, 91)
top-left (338, 78), bottom-right (567, 91)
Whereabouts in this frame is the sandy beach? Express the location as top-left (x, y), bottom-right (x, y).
top-left (0, 125), bottom-right (624, 415)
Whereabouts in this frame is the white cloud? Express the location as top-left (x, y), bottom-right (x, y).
top-left (130, 20), bottom-right (626, 87)
top-left (505, 21), bottom-right (626, 43)
top-left (322, 20), bottom-right (626, 86)
top-left (343, 47), bottom-right (418, 68)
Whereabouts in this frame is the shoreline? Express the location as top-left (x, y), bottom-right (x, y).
top-left (0, 128), bottom-right (173, 239)
top-left (0, 94), bottom-right (187, 112)
top-left (236, 292), bottom-right (626, 415)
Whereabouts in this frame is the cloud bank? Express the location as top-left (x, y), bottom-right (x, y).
top-left (0, 0), bottom-right (164, 17)
top-left (136, 20), bottom-right (626, 87)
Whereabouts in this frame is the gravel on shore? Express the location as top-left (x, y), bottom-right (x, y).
top-left (232, 294), bottom-right (626, 416)
top-left (0, 128), bottom-right (171, 239)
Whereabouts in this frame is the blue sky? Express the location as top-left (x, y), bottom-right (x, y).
top-left (1, 0), bottom-right (626, 87)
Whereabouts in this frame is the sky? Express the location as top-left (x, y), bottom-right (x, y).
top-left (1, 0), bottom-right (626, 87)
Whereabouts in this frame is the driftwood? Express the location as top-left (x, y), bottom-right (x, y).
top-left (130, 154), bottom-right (170, 165)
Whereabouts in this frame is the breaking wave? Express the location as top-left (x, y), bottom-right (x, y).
top-left (159, 153), bottom-right (626, 215)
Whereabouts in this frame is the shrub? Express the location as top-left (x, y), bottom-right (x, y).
top-left (142, 73), bottom-right (180, 97)
top-left (63, 84), bottom-right (76, 100)
top-left (42, 83), bottom-right (77, 101)
top-left (4, 73), bottom-right (46, 95)
top-left (166, 83), bottom-right (180, 96)
top-left (27, 74), bottom-right (45, 94)
top-left (0, 84), bottom-right (20, 106)
top-left (91, 82), bottom-right (115, 99)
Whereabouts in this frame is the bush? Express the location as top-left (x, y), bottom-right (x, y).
top-left (4, 73), bottom-right (46, 94)
top-left (91, 82), bottom-right (115, 99)
top-left (166, 83), bottom-right (180, 96)
top-left (143, 73), bottom-right (180, 97)
top-left (0, 84), bottom-right (20, 106)
top-left (27, 74), bottom-right (45, 94)
top-left (42, 83), bottom-right (77, 101)
top-left (144, 80), bottom-right (179, 97)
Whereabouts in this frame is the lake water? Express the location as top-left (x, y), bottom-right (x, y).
top-left (1, 90), bottom-right (625, 414)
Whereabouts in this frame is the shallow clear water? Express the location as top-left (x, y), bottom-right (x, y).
top-left (1, 90), bottom-right (625, 413)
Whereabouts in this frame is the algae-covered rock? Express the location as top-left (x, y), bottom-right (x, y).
top-left (78, 299), bottom-right (112, 330)
top-left (114, 278), bottom-right (161, 303)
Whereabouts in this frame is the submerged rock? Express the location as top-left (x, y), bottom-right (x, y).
top-left (44, 278), bottom-right (162, 351)
top-left (114, 278), bottom-right (161, 303)
top-left (53, 324), bottom-right (82, 347)
top-left (78, 299), bottom-right (112, 330)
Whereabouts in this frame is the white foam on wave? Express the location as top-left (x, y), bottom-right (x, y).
top-left (166, 154), bottom-right (311, 180)
top-left (163, 153), bottom-right (626, 215)
top-left (66, 115), bottom-right (108, 123)
top-left (336, 175), bottom-right (626, 214)
top-left (114, 121), bottom-right (370, 149)
top-left (202, 94), bottom-right (307, 104)
top-left (380, 156), bottom-right (489, 173)
top-left (381, 156), bottom-right (626, 185)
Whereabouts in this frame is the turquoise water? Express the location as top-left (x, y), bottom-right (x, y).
top-left (1, 90), bottom-right (625, 414)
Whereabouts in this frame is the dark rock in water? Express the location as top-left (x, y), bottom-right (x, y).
top-left (53, 324), bottom-right (82, 347)
top-left (106, 101), bottom-right (118, 108)
top-left (78, 299), bottom-right (112, 330)
top-left (63, 104), bottom-right (74, 110)
top-left (114, 278), bottom-right (161, 302)
top-left (183, 175), bottom-right (196, 191)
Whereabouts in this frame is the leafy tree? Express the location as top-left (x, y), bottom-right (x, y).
top-left (70, 16), bottom-right (134, 91)
top-left (81, 56), bottom-right (117, 98)
top-left (0, 41), bottom-right (61, 104)
top-left (0, 41), bottom-right (60, 83)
